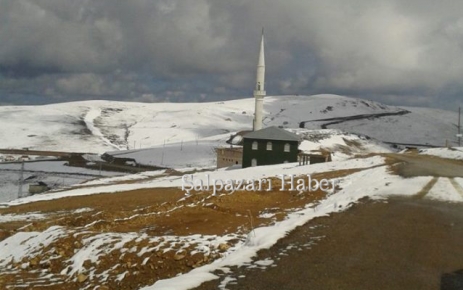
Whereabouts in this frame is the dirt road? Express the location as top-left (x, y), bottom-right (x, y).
top-left (299, 110), bottom-right (411, 130)
top-left (195, 197), bottom-right (463, 290)
top-left (193, 154), bottom-right (463, 290)
top-left (387, 153), bottom-right (463, 178)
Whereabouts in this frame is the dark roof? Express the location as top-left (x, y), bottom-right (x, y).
top-left (243, 126), bottom-right (300, 142)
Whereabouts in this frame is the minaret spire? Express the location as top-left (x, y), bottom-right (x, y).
top-left (253, 29), bottom-right (266, 131)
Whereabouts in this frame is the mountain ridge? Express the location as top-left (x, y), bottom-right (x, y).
top-left (0, 94), bottom-right (457, 154)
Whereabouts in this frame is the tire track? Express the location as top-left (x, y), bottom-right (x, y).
top-left (413, 177), bottom-right (438, 199)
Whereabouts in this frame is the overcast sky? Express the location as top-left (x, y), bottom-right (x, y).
top-left (1, 0), bottom-right (463, 109)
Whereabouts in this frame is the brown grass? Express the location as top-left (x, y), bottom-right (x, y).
top-left (0, 166), bottom-right (369, 290)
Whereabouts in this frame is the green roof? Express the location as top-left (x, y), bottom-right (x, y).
top-left (243, 126), bottom-right (300, 142)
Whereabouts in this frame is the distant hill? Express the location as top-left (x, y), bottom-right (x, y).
top-left (0, 95), bottom-right (457, 156)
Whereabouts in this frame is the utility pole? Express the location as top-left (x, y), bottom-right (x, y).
top-left (458, 107), bottom-right (462, 147)
top-left (18, 160), bottom-right (24, 198)
top-left (161, 139), bottom-right (165, 165)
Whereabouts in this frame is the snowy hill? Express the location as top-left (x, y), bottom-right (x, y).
top-left (106, 129), bottom-right (394, 169)
top-left (0, 94), bottom-right (458, 156)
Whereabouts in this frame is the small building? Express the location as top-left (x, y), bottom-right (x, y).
top-left (29, 182), bottom-right (49, 194)
top-left (215, 147), bottom-right (243, 169)
top-left (19, 155), bottom-right (30, 161)
top-left (242, 126), bottom-right (300, 168)
top-left (299, 152), bottom-right (332, 165)
top-left (214, 130), bottom-right (251, 169)
top-left (4, 156), bottom-right (15, 162)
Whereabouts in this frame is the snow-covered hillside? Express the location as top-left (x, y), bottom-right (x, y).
top-left (320, 106), bottom-right (457, 146)
top-left (0, 100), bottom-right (250, 153)
top-left (0, 161), bottom-right (122, 203)
top-left (0, 94), bottom-right (458, 155)
top-left (418, 147), bottom-right (463, 160)
top-left (106, 129), bottom-right (394, 168)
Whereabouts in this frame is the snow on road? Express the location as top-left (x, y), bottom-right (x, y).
top-left (426, 178), bottom-right (463, 202)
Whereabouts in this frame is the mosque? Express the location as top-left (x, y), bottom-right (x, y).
top-left (215, 30), bottom-right (301, 169)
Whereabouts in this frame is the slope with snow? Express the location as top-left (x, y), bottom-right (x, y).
top-left (104, 133), bottom-right (231, 169)
top-left (418, 147), bottom-right (463, 160)
top-left (0, 99), bottom-right (253, 153)
top-left (0, 161), bottom-right (123, 203)
top-left (106, 129), bottom-right (394, 168)
top-left (324, 106), bottom-right (457, 146)
top-left (293, 129), bottom-right (393, 158)
top-left (0, 94), bottom-right (457, 155)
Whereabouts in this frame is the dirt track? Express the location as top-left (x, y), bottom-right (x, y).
top-left (195, 197), bottom-right (463, 290)
top-left (0, 148), bottom-right (85, 157)
top-left (192, 153), bottom-right (463, 290)
top-left (386, 153), bottom-right (463, 178)
top-left (299, 110), bottom-right (411, 130)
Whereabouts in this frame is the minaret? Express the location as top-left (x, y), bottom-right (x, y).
top-left (253, 29), bottom-right (266, 131)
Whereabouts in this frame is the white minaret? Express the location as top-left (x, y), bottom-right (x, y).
top-left (253, 29), bottom-right (266, 131)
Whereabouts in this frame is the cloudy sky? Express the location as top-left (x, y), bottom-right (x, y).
top-left (1, 0), bottom-right (463, 109)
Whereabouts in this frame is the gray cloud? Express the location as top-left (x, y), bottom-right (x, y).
top-left (1, 0), bottom-right (463, 109)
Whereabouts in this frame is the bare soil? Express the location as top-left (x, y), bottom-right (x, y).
top-left (194, 197), bottom-right (463, 290)
top-left (0, 169), bottom-right (355, 290)
top-left (385, 153), bottom-right (463, 178)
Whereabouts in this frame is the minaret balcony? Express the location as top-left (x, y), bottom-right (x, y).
top-left (253, 90), bottom-right (266, 97)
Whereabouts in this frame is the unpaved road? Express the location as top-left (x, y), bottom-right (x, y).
top-left (299, 110), bottom-right (410, 129)
top-left (387, 153), bottom-right (463, 178)
top-left (195, 197), bottom-right (463, 290)
top-left (194, 154), bottom-right (463, 290)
